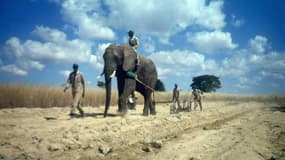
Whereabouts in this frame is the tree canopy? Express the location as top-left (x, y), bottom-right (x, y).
top-left (155, 79), bottom-right (166, 91)
top-left (190, 75), bottom-right (221, 92)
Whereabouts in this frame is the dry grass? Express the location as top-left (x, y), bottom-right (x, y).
top-left (201, 92), bottom-right (285, 103)
top-left (0, 84), bottom-right (117, 108)
top-left (0, 84), bottom-right (284, 108)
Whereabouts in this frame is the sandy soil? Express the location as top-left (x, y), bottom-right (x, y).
top-left (0, 100), bottom-right (284, 160)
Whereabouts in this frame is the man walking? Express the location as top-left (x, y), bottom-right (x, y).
top-left (64, 63), bottom-right (85, 118)
top-left (191, 88), bottom-right (203, 111)
top-left (172, 84), bottom-right (182, 111)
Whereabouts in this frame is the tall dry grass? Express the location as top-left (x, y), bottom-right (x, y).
top-left (201, 92), bottom-right (285, 104)
top-left (0, 84), bottom-right (117, 108)
top-left (0, 84), bottom-right (284, 108)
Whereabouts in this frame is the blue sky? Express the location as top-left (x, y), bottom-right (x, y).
top-left (0, 0), bottom-right (285, 94)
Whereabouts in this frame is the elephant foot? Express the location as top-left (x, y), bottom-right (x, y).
top-left (103, 111), bottom-right (108, 118)
top-left (142, 113), bottom-right (149, 116)
top-left (142, 110), bottom-right (149, 116)
top-left (120, 109), bottom-right (128, 117)
top-left (150, 111), bottom-right (156, 115)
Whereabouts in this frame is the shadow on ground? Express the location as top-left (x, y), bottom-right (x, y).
top-left (270, 106), bottom-right (285, 112)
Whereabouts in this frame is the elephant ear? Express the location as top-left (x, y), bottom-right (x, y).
top-left (122, 46), bottom-right (137, 71)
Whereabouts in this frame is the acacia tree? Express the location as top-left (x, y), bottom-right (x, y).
top-left (155, 79), bottom-right (166, 91)
top-left (190, 75), bottom-right (221, 92)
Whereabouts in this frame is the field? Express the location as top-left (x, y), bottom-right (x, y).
top-left (0, 84), bottom-right (284, 160)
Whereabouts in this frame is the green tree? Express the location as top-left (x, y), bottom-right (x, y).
top-left (190, 75), bottom-right (221, 92)
top-left (155, 79), bottom-right (166, 91)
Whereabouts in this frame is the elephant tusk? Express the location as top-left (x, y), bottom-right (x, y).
top-left (110, 70), bottom-right (116, 78)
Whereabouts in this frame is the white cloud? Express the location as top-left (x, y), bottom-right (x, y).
top-left (150, 49), bottom-right (205, 67)
top-left (4, 37), bottom-right (24, 58)
top-left (17, 59), bottom-right (45, 71)
top-left (140, 36), bottom-right (156, 53)
top-left (218, 45), bottom-right (285, 86)
top-left (235, 83), bottom-right (248, 89)
top-left (232, 19), bottom-right (244, 27)
top-left (60, 0), bottom-right (115, 40)
top-left (156, 67), bottom-right (172, 79)
top-left (53, 0), bottom-right (226, 43)
top-left (219, 54), bottom-right (250, 77)
top-left (249, 35), bottom-right (268, 54)
top-left (3, 26), bottom-right (110, 76)
top-left (260, 71), bottom-right (285, 80)
top-left (233, 76), bottom-right (262, 91)
top-left (89, 43), bottom-right (111, 70)
top-left (108, 0), bottom-right (225, 43)
top-left (261, 51), bottom-right (285, 74)
top-left (59, 70), bottom-right (71, 78)
top-left (231, 15), bottom-right (245, 27)
top-left (201, 59), bottom-right (219, 72)
top-left (249, 54), bottom-right (263, 64)
top-left (187, 30), bottom-right (237, 54)
top-left (194, 1), bottom-right (226, 29)
top-left (149, 49), bottom-right (215, 78)
top-left (33, 25), bottom-right (66, 43)
top-left (0, 64), bottom-right (27, 76)
top-left (5, 27), bottom-right (94, 64)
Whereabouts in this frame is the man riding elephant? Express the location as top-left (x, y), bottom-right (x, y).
top-left (128, 30), bottom-right (140, 67)
top-left (128, 30), bottom-right (139, 50)
top-left (126, 30), bottom-right (140, 97)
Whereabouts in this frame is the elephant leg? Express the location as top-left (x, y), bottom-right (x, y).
top-left (143, 95), bottom-right (149, 116)
top-left (150, 101), bottom-right (156, 115)
top-left (119, 79), bottom-right (135, 116)
top-left (151, 100), bottom-right (156, 115)
top-left (116, 74), bottom-right (126, 113)
top-left (143, 90), bottom-right (156, 116)
top-left (149, 92), bottom-right (156, 115)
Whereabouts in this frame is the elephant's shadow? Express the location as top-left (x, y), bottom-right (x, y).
top-left (83, 112), bottom-right (144, 118)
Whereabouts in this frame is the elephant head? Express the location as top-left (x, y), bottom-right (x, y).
top-left (102, 44), bottom-right (137, 117)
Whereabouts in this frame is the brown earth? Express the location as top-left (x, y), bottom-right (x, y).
top-left (0, 100), bottom-right (284, 160)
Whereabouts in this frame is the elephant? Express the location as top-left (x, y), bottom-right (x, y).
top-left (102, 44), bottom-right (157, 117)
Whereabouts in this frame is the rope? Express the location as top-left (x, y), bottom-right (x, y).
top-left (135, 77), bottom-right (156, 103)
top-left (135, 78), bottom-right (154, 91)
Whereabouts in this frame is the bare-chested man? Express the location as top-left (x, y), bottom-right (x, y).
top-left (191, 88), bottom-right (203, 111)
top-left (172, 84), bottom-right (182, 111)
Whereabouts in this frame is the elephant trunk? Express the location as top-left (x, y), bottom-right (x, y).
top-left (103, 69), bottom-right (116, 117)
top-left (104, 74), bottom-right (112, 117)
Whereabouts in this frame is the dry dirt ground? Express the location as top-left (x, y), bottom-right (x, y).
top-left (0, 100), bottom-right (284, 160)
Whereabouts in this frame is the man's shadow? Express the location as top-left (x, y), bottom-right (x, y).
top-left (84, 112), bottom-right (118, 118)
